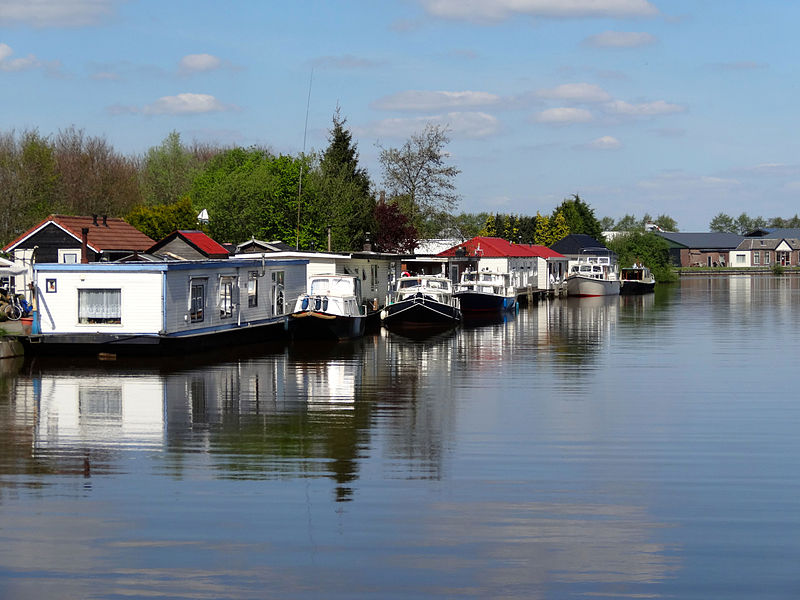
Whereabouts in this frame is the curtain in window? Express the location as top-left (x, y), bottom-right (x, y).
top-left (79, 289), bottom-right (121, 322)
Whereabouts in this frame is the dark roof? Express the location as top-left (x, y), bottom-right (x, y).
top-left (744, 228), bottom-right (800, 239)
top-left (437, 236), bottom-right (564, 258)
top-left (549, 234), bottom-right (610, 256)
top-left (3, 214), bottom-right (154, 253)
top-left (655, 231), bottom-right (743, 250)
top-left (147, 230), bottom-right (229, 259)
top-left (234, 239), bottom-right (295, 254)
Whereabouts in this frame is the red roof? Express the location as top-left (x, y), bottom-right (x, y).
top-left (147, 230), bottom-right (229, 258)
top-left (3, 214), bottom-right (154, 253)
top-left (437, 237), bottom-right (564, 259)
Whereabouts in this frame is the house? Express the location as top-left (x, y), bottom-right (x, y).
top-left (730, 237), bottom-right (800, 267)
top-left (655, 232), bottom-right (744, 267)
top-left (437, 236), bottom-right (568, 290)
top-left (550, 234), bottom-right (613, 259)
top-left (30, 257), bottom-right (307, 354)
top-left (3, 214), bottom-right (155, 297)
top-left (146, 230), bottom-right (230, 260)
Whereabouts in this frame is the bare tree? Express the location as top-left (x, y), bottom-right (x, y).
top-left (378, 123), bottom-right (460, 234)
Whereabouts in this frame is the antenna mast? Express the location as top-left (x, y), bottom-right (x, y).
top-left (296, 69), bottom-right (313, 250)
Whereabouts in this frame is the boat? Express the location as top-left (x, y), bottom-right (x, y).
top-left (454, 269), bottom-right (516, 316)
top-left (289, 274), bottom-right (378, 340)
top-left (381, 274), bottom-right (461, 329)
top-left (620, 266), bottom-right (656, 295)
top-left (565, 255), bottom-right (621, 297)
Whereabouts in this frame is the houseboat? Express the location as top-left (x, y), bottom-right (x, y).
top-left (289, 273), bottom-right (379, 340)
top-left (454, 269), bottom-right (516, 316)
top-left (27, 258), bottom-right (306, 354)
top-left (620, 266), bottom-right (656, 295)
top-left (381, 274), bottom-right (461, 330)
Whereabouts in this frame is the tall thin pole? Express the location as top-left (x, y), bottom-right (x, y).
top-left (296, 68), bottom-right (314, 250)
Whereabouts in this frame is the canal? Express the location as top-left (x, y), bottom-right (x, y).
top-left (0, 276), bottom-right (798, 599)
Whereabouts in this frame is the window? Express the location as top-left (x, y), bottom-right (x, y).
top-left (219, 277), bottom-right (233, 319)
top-left (59, 249), bottom-right (80, 264)
top-left (248, 271), bottom-right (258, 307)
top-left (765, 251), bottom-right (771, 265)
top-left (271, 270), bottom-right (285, 315)
top-left (78, 289), bottom-right (121, 324)
top-left (190, 281), bottom-right (205, 323)
top-left (735, 253), bottom-right (746, 265)
top-left (753, 251), bottom-right (760, 265)
top-left (371, 264), bottom-right (379, 292)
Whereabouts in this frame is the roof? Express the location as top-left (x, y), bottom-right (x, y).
top-left (147, 230), bottom-right (229, 259)
top-left (3, 214), bottom-right (155, 253)
top-left (735, 237), bottom-right (800, 251)
top-left (437, 236), bottom-right (565, 259)
top-left (655, 231), bottom-right (743, 250)
top-left (549, 234), bottom-right (610, 256)
top-left (234, 238), bottom-right (295, 254)
top-left (744, 227), bottom-right (800, 239)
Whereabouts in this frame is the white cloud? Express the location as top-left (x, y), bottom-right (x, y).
top-left (584, 31), bottom-right (656, 48)
top-left (110, 93), bottom-right (237, 116)
top-left (179, 54), bottom-right (222, 74)
top-left (604, 99), bottom-right (686, 116)
top-left (535, 107), bottom-right (593, 123)
top-left (535, 83), bottom-right (611, 103)
top-left (419, 0), bottom-right (658, 22)
top-left (0, 43), bottom-right (42, 71)
top-left (585, 135), bottom-right (622, 150)
top-left (0, 0), bottom-right (115, 27)
top-left (364, 111), bottom-right (500, 139)
top-left (373, 90), bottom-right (501, 111)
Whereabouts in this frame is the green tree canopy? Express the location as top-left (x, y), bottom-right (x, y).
top-left (139, 131), bottom-right (202, 206)
top-left (126, 197), bottom-right (199, 242)
top-left (553, 194), bottom-right (603, 240)
top-left (606, 232), bottom-right (677, 283)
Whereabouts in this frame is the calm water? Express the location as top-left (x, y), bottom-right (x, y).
top-left (1, 276), bottom-right (799, 599)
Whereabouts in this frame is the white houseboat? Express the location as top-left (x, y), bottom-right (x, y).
top-left (28, 257), bottom-right (307, 353)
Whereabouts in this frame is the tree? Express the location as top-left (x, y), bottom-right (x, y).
top-left (126, 197), bottom-right (199, 241)
top-left (139, 131), bottom-right (200, 206)
top-left (374, 198), bottom-right (417, 253)
top-left (444, 212), bottom-right (490, 240)
top-left (190, 147), bottom-right (326, 247)
top-left (378, 123), bottom-right (460, 236)
top-left (607, 232), bottom-right (677, 283)
top-left (709, 212), bottom-right (736, 233)
top-left (615, 214), bottom-right (639, 232)
top-left (599, 216), bottom-right (616, 230)
top-left (652, 214), bottom-right (678, 232)
top-left (317, 109), bottom-right (375, 251)
top-left (553, 194), bottom-right (603, 240)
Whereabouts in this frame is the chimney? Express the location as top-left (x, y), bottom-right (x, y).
top-left (92, 214), bottom-right (98, 226)
top-left (102, 215), bottom-right (107, 226)
top-left (363, 231), bottom-right (372, 252)
top-left (81, 228), bottom-right (89, 263)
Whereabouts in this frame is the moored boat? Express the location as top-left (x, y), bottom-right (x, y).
top-left (454, 269), bottom-right (516, 316)
top-left (381, 274), bottom-right (461, 330)
top-left (565, 256), bottom-right (621, 297)
top-left (289, 274), bottom-right (377, 340)
top-left (620, 266), bottom-right (656, 295)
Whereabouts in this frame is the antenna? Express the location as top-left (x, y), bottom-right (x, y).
top-left (296, 68), bottom-right (314, 250)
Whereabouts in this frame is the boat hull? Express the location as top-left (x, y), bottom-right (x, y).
top-left (289, 311), bottom-right (366, 341)
top-left (620, 280), bottom-right (655, 295)
top-left (381, 294), bottom-right (461, 329)
top-left (454, 291), bottom-right (516, 316)
top-left (566, 275), bottom-right (621, 297)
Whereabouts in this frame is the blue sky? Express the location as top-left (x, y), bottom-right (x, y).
top-left (1, 0), bottom-right (797, 231)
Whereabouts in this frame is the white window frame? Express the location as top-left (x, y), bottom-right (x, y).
top-left (59, 249), bottom-right (81, 264)
top-left (189, 279), bottom-right (206, 323)
top-left (219, 276), bottom-right (234, 319)
top-left (78, 288), bottom-right (121, 325)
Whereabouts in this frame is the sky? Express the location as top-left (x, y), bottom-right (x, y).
top-left (1, 0), bottom-right (798, 232)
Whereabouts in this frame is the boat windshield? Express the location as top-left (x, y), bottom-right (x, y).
top-left (309, 277), bottom-right (355, 297)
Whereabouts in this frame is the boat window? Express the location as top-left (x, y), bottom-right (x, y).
top-left (189, 279), bottom-right (206, 323)
top-left (310, 277), bottom-right (355, 297)
top-left (78, 288), bottom-right (122, 324)
top-left (248, 271), bottom-right (258, 307)
top-left (219, 276), bottom-right (235, 319)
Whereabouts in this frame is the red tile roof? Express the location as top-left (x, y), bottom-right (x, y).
top-left (147, 230), bottom-right (229, 258)
top-left (3, 214), bottom-right (154, 253)
top-left (177, 230), bottom-right (229, 257)
top-left (437, 236), bottom-right (564, 258)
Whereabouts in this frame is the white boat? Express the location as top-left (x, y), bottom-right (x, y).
top-left (289, 274), bottom-right (378, 340)
top-left (381, 274), bottom-right (461, 329)
top-left (454, 269), bottom-right (516, 316)
top-left (565, 255), bottom-right (621, 297)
